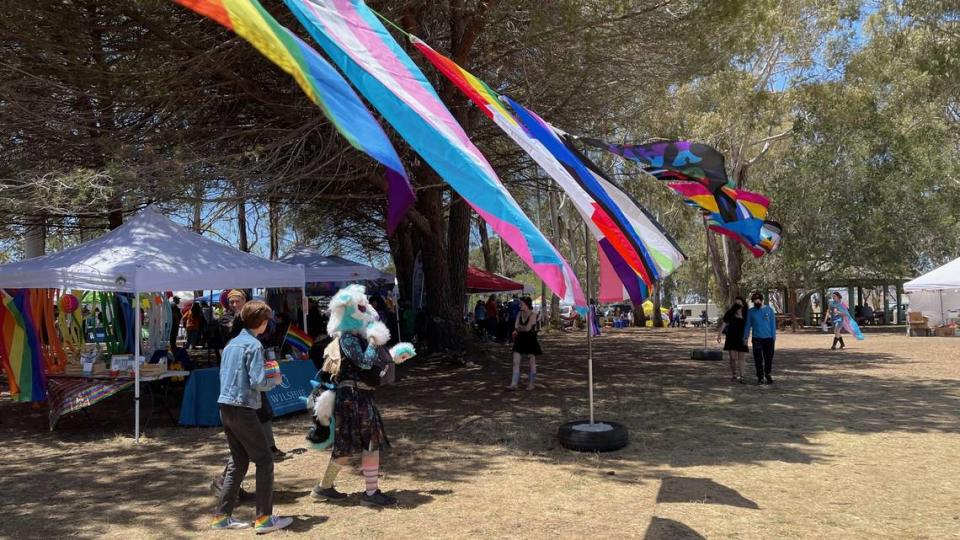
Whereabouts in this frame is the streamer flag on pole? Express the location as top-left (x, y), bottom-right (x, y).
top-left (583, 140), bottom-right (782, 256)
top-left (412, 39), bottom-right (684, 304)
top-left (173, 0), bottom-right (413, 233)
top-left (283, 0), bottom-right (585, 309)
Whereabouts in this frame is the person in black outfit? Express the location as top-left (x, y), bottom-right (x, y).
top-left (507, 297), bottom-right (542, 391)
top-left (717, 296), bottom-right (748, 383)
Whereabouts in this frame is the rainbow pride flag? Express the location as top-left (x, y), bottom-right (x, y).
top-left (173, 0), bottom-right (414, 232)
top-left (284, 324), bottom-right (313, 354)
top-left (0, 289), bottom-right (47, 402)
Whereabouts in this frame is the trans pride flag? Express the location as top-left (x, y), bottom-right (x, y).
top-left (284, 0), bottom-right (585, 310)
top-left (173, 0), bottom-right (414, 233)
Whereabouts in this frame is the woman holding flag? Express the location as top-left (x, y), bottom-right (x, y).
top-left (829, 291), bottom-right (864, 349)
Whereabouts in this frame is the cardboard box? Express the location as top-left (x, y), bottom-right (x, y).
top-left (934, 326), bottom-right (956, 337)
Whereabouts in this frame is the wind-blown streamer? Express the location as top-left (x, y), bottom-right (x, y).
top-left (412, 39), bottom-right (684, 303)
top-left (284, 0), bottom-right (585, 309)
top-left (173, 0), bottom-right (414, 232)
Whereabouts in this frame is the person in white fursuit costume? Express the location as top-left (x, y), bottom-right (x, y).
top-left (308, 284), bottom-right (414, 507)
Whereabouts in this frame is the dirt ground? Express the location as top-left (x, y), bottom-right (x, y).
top-left (2, 328), bottom-right (960, 539)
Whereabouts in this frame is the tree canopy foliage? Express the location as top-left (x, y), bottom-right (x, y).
top-left (1, 0), bottom-right (959, 331)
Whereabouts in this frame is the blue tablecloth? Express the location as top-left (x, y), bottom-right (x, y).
top-left (179, 361), bottom-right (318, 427)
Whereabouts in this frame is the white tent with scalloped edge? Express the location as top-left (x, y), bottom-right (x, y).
top-left (0, 206), bottom-right (305, 442)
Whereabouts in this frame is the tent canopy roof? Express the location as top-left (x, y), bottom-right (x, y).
top-left (904, 256), bottom-right (960, 292)
top-left (279, 249), bottom-right (394, 285)
top-left (467, 266), bottom-right (524, 294)
top-left (0, 207), bottom-right (305, 292)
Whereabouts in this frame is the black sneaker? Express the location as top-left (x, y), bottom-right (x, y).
top-left (272, 447), bottom-right (288, 462)
top-left (766, 376), bottom-right (774, 385)
top-left (757, 378), bottom-right (765, 385)
top-left (361, 490), bottom-right (397, 507)
top-left (311, 486), bottom-right (348, 502)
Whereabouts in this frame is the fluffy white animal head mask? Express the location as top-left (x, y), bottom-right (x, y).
top-left (326, 284), bottom-right (380, 338)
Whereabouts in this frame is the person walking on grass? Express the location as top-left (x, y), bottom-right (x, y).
top-left (829, 291), bottom-right (864, 349)
top-left (717, 296), bottom-right (749, 383)
top-left (212, 300), bottom-right (292, 534)
top-left (507, 297), bottom-right (542, 391)
top-left (743, 292), bottom-right (777, 385)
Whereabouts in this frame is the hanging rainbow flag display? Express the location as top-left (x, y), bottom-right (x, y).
top-left (284, 324), bottom-right (313, 354)
top-left (0, 289), bottom-right (48, 402)
top-left (283, 0), bottom-right (586, 310)
top-left (581, 139), bottom-right (782, 257)
top-left (173, 0), bottom-right (414, 233)
top-left (411, 39), bottom-right (684, 304)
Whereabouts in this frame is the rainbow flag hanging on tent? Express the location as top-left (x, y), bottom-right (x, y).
top-left (0, 289), bottom-right (48, 402)
top-left (582, 139), bottom-right (782, 257)
top-left (173, 0), bottom-right (414, 233)
top-left (412, 39), bottom-right (684, 304)
top-left (283, 0), bottom-right (585, 310)
top-left (284, 324), bottom-right (313, 354)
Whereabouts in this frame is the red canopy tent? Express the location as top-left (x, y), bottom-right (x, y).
top-left (466, 266), bottom-right (524, 294)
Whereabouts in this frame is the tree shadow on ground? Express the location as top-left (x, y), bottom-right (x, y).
top-left (379, 328), bottom-right (960, 478)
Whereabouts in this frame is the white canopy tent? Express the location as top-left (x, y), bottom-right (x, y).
top-left (904, 256), bottom-right (960, 328)
top-left (279, 248), bottom-right (394, 285)
top-left (0, 207), bottom-right (306, 441)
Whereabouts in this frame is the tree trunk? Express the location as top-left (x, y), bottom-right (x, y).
top-left (651, 283), bottom-right (663, 327)
top-left (268, 197), bottom-right (281, 260)
top-left (389, 222), bottom-right (416, 302)
top-left (107, 197), bottom-right (123, 230)
top-left (447, 194), bottom-right (471, 318)
top-left (634, 302), bottom-right (647, 327)
top-left (192, 182), bottom-right (203, 234)
top-left (548, 189), bottom-right (562, 326)
top-left (23, 215), bottom-right (46, 258)
top-left (477, 215), bottom-right (494, 272)
top-left (236, 181), bottom-right (249, 252)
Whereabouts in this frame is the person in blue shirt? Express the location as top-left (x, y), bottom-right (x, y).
top-left (742, 291), bottom-right (777, 385)
top-left (212, 300), bottom-right (292, 534)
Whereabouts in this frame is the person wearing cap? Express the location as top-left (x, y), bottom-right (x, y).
top-left (743, 292), bottom-right (777, 385)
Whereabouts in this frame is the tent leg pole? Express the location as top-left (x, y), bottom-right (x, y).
top-left (301, 286), bottom-right (308, 335)
top-left (135, 291), bottom-right (141, 444)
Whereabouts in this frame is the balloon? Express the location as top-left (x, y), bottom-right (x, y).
top-left (59, 294), bottom-right (80, 314)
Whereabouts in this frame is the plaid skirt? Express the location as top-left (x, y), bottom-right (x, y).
top-left (331, 385), bottom-right (389, 458)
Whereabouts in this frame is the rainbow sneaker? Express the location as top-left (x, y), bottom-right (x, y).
top-left (254, 515), bottom-right (293, 535)
top-left (211, 514), bottom-right (250, 530)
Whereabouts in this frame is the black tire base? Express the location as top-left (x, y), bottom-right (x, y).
top-left (690, 349), bottom-right (724, 361)
top-left (558, 420), bottom-right (629, 452)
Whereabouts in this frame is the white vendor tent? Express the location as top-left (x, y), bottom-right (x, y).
top-left (279, 248), bottom-right (394, 285)
top-left (0, 206), bottom-right (306, 441)
top-left (903, 256), bottom-right (960, 327)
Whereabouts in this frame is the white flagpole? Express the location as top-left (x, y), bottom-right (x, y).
top-left (134, 291), bottom-right (141, 444)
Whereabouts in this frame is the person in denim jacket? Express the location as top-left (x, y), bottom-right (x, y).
top-left (211, 301), bottom-right (292, 534)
